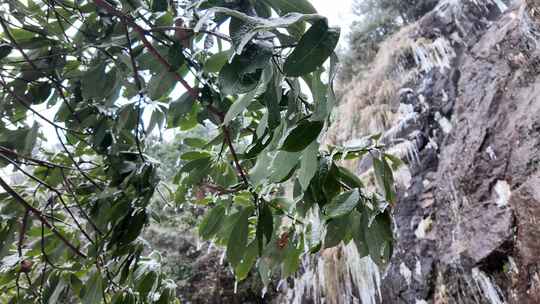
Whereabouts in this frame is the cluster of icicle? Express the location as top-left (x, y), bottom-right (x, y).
top-left (277, 207), bottom-right (382, 304)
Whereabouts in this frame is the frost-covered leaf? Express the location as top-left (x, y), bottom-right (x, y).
top-left (196, 7), bottom-right (324, 54)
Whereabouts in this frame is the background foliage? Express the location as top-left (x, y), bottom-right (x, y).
top-left (339, 0), bottom-right (439, 83)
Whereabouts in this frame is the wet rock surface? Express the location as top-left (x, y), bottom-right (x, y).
top-left (144, 227), bottom-right (273, 304)
top-left (380, 1), bottom-right (540, 303)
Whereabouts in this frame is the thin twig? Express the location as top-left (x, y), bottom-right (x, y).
top-left (93, 0), bottom-right (199, 99)
top-left (0, 77), bottom-right (87, 135)
top-left (149, 26), bottom-right (232, 42)
top-left (0, 177), bottom-right (87, 258)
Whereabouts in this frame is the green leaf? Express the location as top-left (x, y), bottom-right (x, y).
top-left (384, 153), bottom-right (404, 170)
top-left (323, 189), bottom-right (361, 218)
top-left (180, 157), bottom-right (212, 173)
top-left (226, 206), bottom-right (254, 268)
top-left (311, 68), bottom-right (329, 121)
top-left (298, 141), bottom-right (319, 190)
top-left (223, 66), bottom-right (273, 125)
top-left (373, 157), bottom-right (396, 204)
top-left (167, 92), bottom-right (195, 128)
top-left (82, 270), bottom-right (104, 304)
top-left (120, 209), bottom-right (147, 245)
top-left (235, 241), bottom-right (258, 281)
top-left (282, 234), bottom-right (303, 277)
top-left (337, 166), bottom-right (364, 189)
top-left (218, 44), bottom-right (272, 95)
top-left (323, 216), bottom-right (349, 248)
top-left (283, 19), bottom-right (340, 77)
top-left (183, 137), bottom-right (207, 148)
top-left (199, 205), bottom-right (226, 240)
top-left (151, 0), bottom-right (168, 12)
top-left (117, 104), bottom-right (138, 132)
top-left (256, 203), bottom-right (273, 254)
top-left (23, 122), bottom-right (39, 156)
top-left (148, 71), bottom-right (176, 100)
top-left (181, 151), bottom-right (212, 161)
top-left (0, 44), bottom-right (13, 60)
top-left (28, 82), bottom-right (52, 104)
top-left (264, 70), bottom-right (282, 129)
top-left (353, 209), bottom-right (393, 266)
top-left (281, 120), bottom-right (324, 152)
top-left (350, 210), bottom-right (368, 256)
top-left (269, 151), bottom-right (301, 183)
top-left (204, 50), bottom-right (232, 73)
top-left (168, 41), bottom-right (185, 71)
top-left (81, 62), bottom-right (107, 99)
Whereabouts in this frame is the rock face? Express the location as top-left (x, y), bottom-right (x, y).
top-left (368, 1), bottom-right (540, 303)
top-left (325, 0), bottom-right (540, 303)
top-left (145, 226), bottom-right (273, 304)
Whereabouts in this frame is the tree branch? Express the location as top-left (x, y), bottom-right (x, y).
top-left (93, 0), bottom-right (199, 99)
top-left (0, 176), bottom-right (87, 259)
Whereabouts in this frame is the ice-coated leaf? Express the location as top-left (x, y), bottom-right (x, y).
top-left (262, 0), bottom-right (317, 15)
top-left (196, 7), bottom-right (324, 54)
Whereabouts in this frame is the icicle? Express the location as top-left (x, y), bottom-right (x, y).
top-left (471, 268), bottom-right (506, 304)
top-left (486, 146), bottom-right (497, 160)
top-left (415, 217), bottom-right (433, 239)
top-left (400, 262), bottom-right (413, 285)
top-left (410, 37), bottom-right (456, 73)
top-left (219, 251), bottom-right (226, 265)
top-left (491, 0), bottom-right (508, 12)
top-left (494, 180), bottom-right (511, 207)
